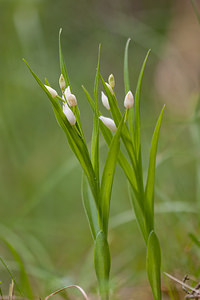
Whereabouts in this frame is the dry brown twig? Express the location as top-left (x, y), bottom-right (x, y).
top-left (44, 285), bottom-right (89, 300)
top-left (164, 272), bottom-right (200, 299)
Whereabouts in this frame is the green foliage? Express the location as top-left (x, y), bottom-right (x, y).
top-left (94, 231), bottom-right (111, 300)
top-left (24, 32), bottom-right (164, 300)
top-left (146, 231), bottom-right (161, 300)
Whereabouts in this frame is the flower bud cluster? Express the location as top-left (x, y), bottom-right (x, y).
top-left (44, 72), bottom-right (134, 130)
top-left (99, 73), bottom-right (134, 133)
top-left (44, 74), bottom-right (77, 126)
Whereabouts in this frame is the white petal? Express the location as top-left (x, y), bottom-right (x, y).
top-left (99, 116), bottom-right (117, 132)
top-left (44, 85), bottom-right (58, 98)
top-left (64, 86), bottom-right (72, 99)
top-left (67, 93), bottom-right (77, 107)
top-left (63, 103), bottom-right (76, 125)
top-left (124, 90), bottom-right (134, 109)
top-left (101, 91), bottom-right (110, 110)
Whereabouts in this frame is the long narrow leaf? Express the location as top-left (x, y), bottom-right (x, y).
top-left (82, 174), bottom-right (99, 240)
top-left (134, 49), bottom-right (151, 157)
top-left (94, 231), bottom-right (110, 300)
top-left (24, 60), bottom-right (98, 203)
top-left (91, 45), bottom-right (101, 187)
top-left (100, 115), bottom-right (125, 236)
top-left (124, 38), bottom-right (131, 94)
top-left (146, 231), bottom-right (161, 300)
top-left (145, 105), bottom-right (165, 232)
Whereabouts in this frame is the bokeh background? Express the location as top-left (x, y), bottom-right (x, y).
top-left (0, 0), bottom-right (200, 299)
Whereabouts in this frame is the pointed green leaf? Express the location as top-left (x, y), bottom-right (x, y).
top-left (59, 28), bottom-right (70, 87)
top-left (134, 49), bottom-right (151, 157)
top-left (146, 231), bottom-right (161, 300)
top-left (124, 38), bottom-right (131, 94)
top-left (100, 115), bottom-right (125, 236)
top-left (94, 231), bottom-right (110, 300)
top-left (82, 174), bottom-right (100, 240)
top-left (24, 59), bottom-right (98, 203)
top-left (91, 45), bottom-right (101, 187)
top-left (123, 38), bottom-right (135, 143)
top-left (145, 105), bottom-right (165, 231)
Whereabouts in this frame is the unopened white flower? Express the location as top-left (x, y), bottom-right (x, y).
top-left (99, 116), bottom-right (117, 132)
top-left (101, 91), bottom-right (110, 110)
top-left (64, 86), bottom-right (71, 98)
top-left (64, 86), bottom-right (77, 106)
top-left (105, 82), bottom-right (114, 95)
top-left (63, 103), bottom-right (76, 125)
top-left (124, 90), bottom-right (134, 109)
top-left (44, 85), bottom-right (58, 98)
top-left (59, 74), bottom-right (66, 91)
top-left (67, 93), bottom-right (77, 107)
top-left (108, 74), bottom-right (115, 88)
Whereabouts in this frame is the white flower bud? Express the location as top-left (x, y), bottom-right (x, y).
top-left (44, 85), bottom-right (58, 98)
top-left (63, 103), bottom-right (76, 125)
top-left (67, 93), bottom-right (77, 107)
top-left (64, 86), bottom-right (71, 98)
top-left (108, 74), bottom-right (115, 88)
top-left (124, 90), bottom-right (134, 109)
top-left (105, 82), bottom-right (114, 95)
top-left (99, 116), bottom-right (117, 132)
top-left (59, 74), bottom-right (66, 91)
top-left (101, 91), bottom-right (110, 110)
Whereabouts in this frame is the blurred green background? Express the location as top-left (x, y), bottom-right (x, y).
top-left (0, 0), bottom-right (200, 298)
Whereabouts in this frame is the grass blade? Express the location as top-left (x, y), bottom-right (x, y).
top-left (146, 231), bottom-right (161, 300)
top-left (82, 173), bottom-right (99, 240)
top-left (189, 233), bottom-right (200, 248)
top-left (124, 38), bottom-right (131, 94)
top-left (145, 105), bottom-right (165, 232)
top-left (1, 239), bottom-right (33, 299)
top-left (0, 256), bottom-right (22, 296)
top-left (100, 115), bottom-right (125, 236)
top-left (94, 231), bottom-right (110, 300)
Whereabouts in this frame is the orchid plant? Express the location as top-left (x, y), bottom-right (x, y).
top-left (24, 29), bottom-right (165, 300)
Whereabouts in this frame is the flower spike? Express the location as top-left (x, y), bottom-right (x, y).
top-left (99, 116), bottom-right (117, 132)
